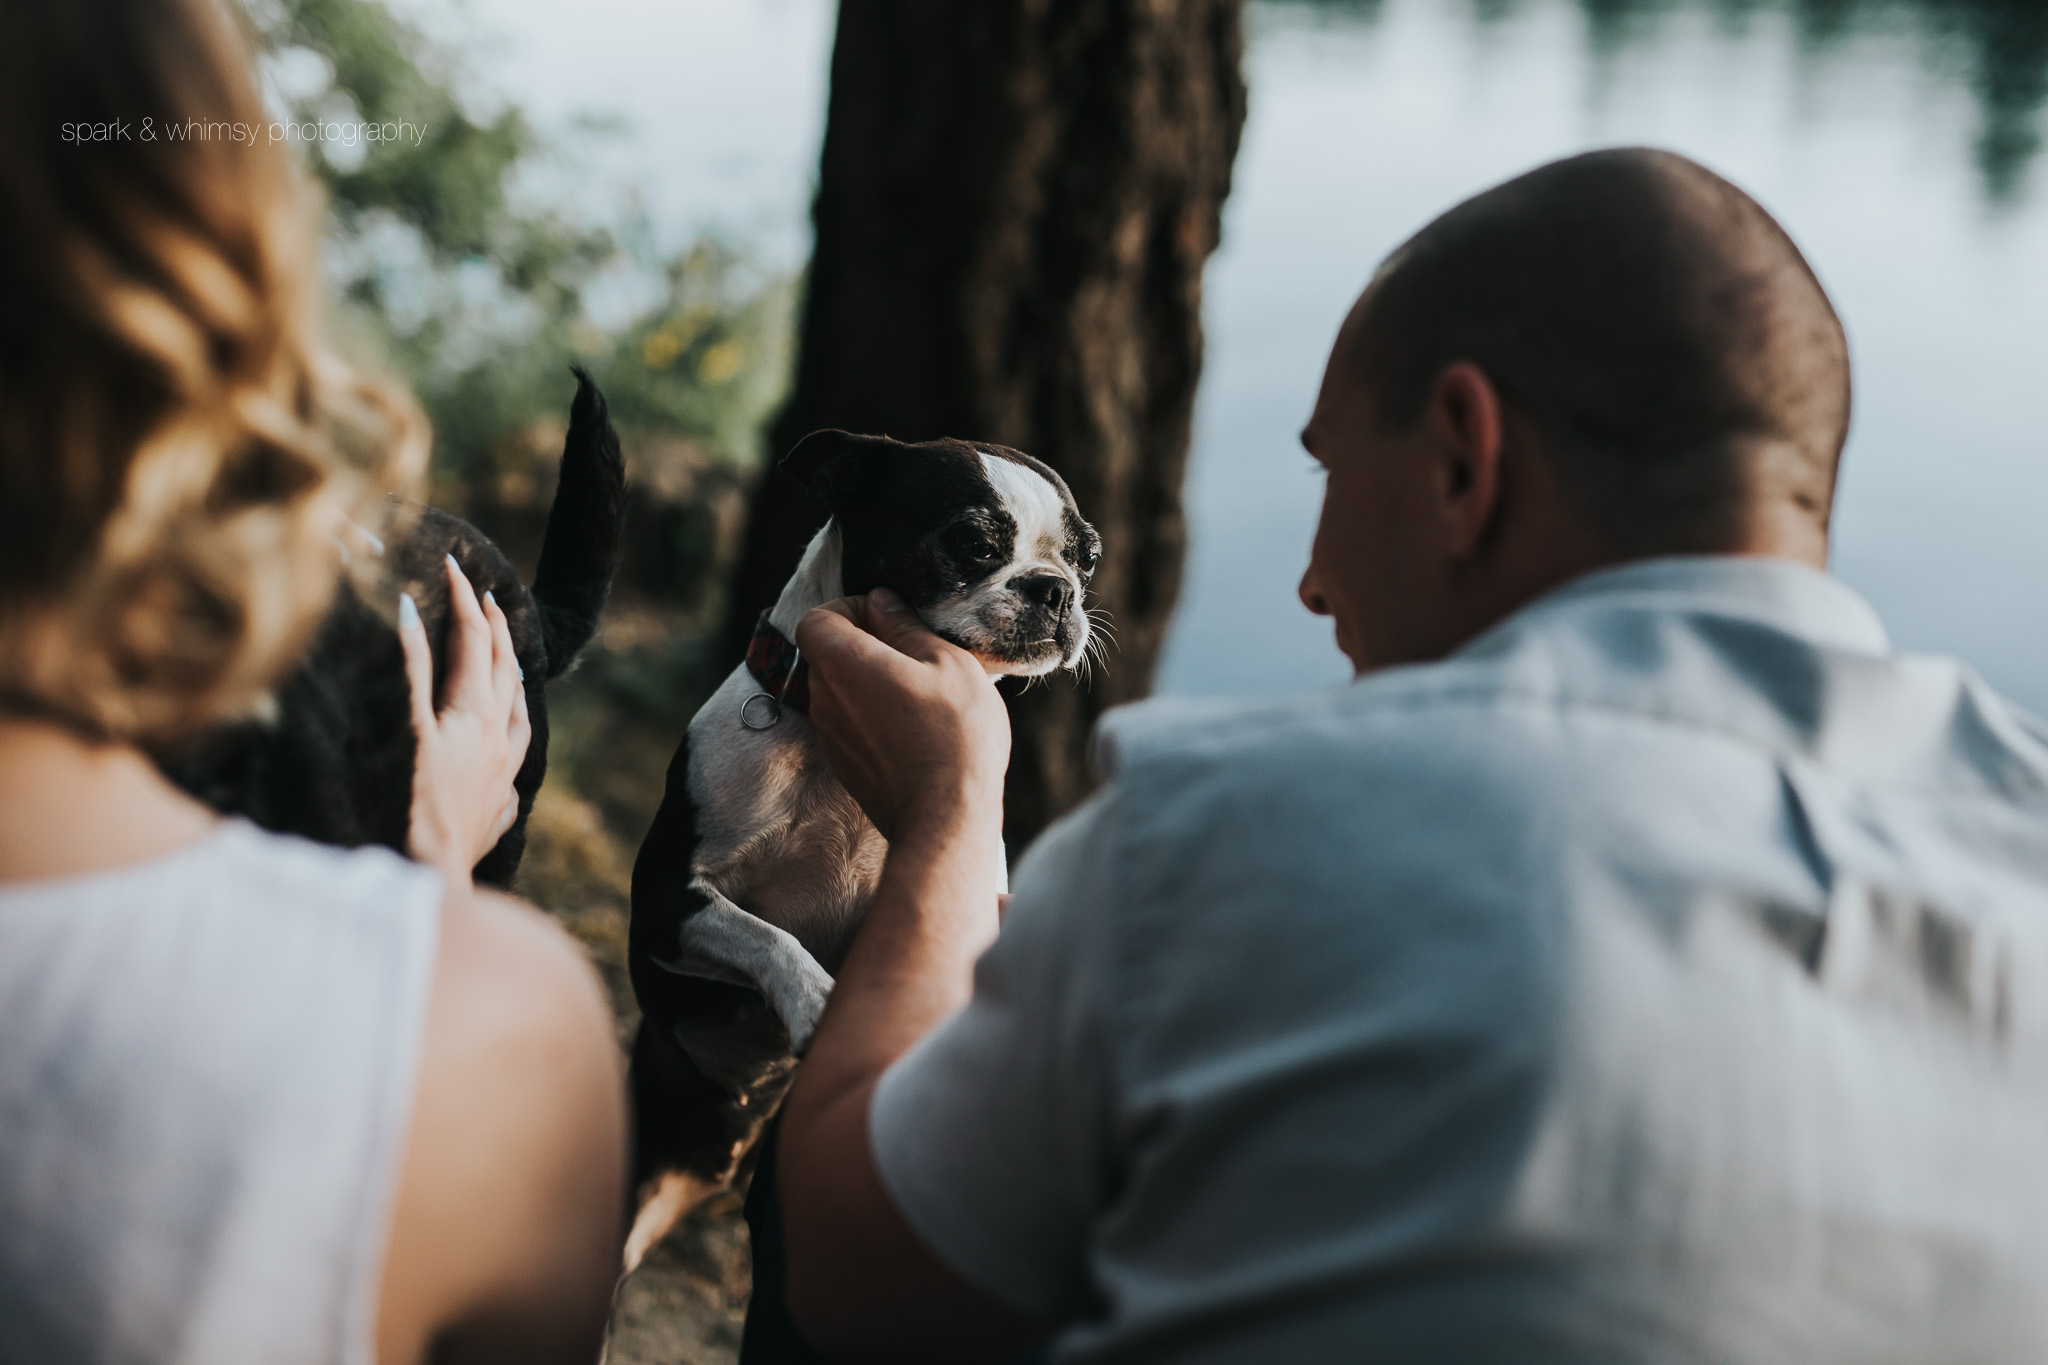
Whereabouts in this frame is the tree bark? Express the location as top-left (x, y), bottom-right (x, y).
top-left (721, 0), bottom-right (1247, 849)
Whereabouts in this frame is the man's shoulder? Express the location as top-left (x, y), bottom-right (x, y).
top-left (1091, 658), bottom-right (1544, 798)
top-left (1035, 681), bottom-right (1575, 1095)
top-left (1080, 666), bottom-right (1583, 914)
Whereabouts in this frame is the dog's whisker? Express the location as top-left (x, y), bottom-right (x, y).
top-left (1070, 628), bottom-right (1113, 686)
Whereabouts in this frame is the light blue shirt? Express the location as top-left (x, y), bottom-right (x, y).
top-left (870, 557), bottom-right (2048, 1364)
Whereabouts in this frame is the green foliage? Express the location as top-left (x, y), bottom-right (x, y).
top-left (245, 0), bottom-right (792, 515)
top-left (598, 242), bottom-right (795, 464)
top-left (266, 0), bottom-right (532, 258)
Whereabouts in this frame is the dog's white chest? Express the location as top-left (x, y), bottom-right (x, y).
top-left (683, 665), bottom-right (888, 971)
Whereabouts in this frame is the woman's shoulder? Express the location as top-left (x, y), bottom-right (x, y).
top-left (375, 879), bottom-right (626, 1364)
top-left (0, 817), bottom-right (447, 950)
top-left (421, 880), bottom-right (620, 1105)
top-left (0, 820), bottom-right (446, 1029)
top-left (206, 819), bottom-right (445, 922)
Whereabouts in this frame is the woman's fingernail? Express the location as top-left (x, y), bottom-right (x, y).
top-left (872, 586), bottom-right (908, 613)
top-left (446, 553), bottom-right (460, 574)
top-left (484, 590), bottom-right (496, 609)
top-left (398, 592), bottom-right (419, 630)
top-left (516, 662), bottom-right (525, 681)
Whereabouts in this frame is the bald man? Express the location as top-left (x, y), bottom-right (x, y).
top-left (760, 149), bottom-right (2048, 1362)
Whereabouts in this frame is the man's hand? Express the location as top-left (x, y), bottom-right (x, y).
top-left (797, 587), bottom-right (1010, 847)
top-left (401, 554), bottom-right (532, 884)
top-left (780, 585), bottom-right (1042, 1359)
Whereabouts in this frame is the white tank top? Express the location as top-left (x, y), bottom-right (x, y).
top-left (0, 821), bottom-right (441, 1365)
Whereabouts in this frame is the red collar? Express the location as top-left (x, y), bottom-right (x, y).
top-left (744, 612), bottom-right (810, 716)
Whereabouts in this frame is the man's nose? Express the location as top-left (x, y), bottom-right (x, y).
top-left (1299, 567), bottom-right (1330, 617)
top-left (1015, 572), bottom-right (1074, 616)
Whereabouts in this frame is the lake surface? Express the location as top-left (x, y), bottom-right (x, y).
top-left (448, 0), bottom-right (2048, 711)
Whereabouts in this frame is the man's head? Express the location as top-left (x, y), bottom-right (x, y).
top-left (1298, 147), bottom-right (1851, 674)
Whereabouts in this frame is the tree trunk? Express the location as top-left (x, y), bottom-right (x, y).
top-left (721, 0), bottom-right (1247, 849)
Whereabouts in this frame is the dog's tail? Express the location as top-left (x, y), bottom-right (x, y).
top-left (531, 366), bottom-right (627, 679)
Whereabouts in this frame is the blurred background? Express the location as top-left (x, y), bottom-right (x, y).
top-left (244, 0), bottom-right (2048, 1356)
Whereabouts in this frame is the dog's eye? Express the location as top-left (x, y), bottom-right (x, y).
top-left (1078, 546), bottom-right (1100, 579)
top-left (946, 525), bottom-right (1003, 565)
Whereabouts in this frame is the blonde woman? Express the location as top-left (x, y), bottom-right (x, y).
top-left (0, 2), bottom-right (626, 1362)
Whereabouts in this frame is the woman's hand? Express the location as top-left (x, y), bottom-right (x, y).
top-left (400, 555), bottom-right (532, 883)
top-left (795, 588), bottom-right (1010, 848)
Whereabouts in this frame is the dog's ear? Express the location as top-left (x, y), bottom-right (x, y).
top-left (781, 430), bottom-right (900, 512)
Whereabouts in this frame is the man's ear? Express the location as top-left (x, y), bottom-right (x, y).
top-left (782, 430), bottom-right (900, 512)
top-left (1427, 362), bottom-right (1505, 559)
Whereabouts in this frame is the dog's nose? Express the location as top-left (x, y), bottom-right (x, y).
top-left (1014, 572), bottom-right (1073, 615)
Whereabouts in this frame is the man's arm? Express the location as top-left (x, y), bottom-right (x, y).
top-left (781, 590), bottom-right (1051, 1361)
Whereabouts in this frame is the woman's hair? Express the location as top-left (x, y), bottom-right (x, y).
top-left (0, 0), bottom-right (426, 743)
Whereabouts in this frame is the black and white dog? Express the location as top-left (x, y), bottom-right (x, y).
top-left (625, 429), bottom-right (1100, 1261)
top-left (163, 370), bottom-right (626, 888)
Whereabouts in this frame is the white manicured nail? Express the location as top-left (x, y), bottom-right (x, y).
top-left (398, 592), bottom-right (419, 630)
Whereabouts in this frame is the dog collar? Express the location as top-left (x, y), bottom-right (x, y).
top-left (742, 612), bottom-right (810, 728)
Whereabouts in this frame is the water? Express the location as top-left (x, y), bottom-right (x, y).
top-left (447, 0), bottom-right (2048, 711)
top-left (1160, 0), bottom-right (2048, 705)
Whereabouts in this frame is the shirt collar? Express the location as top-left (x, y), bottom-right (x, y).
top-left (1470, 556), bottom-right (1891, 659)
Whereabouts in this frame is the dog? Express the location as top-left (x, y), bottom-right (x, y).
top-left (624, 428), bottom-right (1101, 1265)
top-left (162, 369), bottom-right (627, 888)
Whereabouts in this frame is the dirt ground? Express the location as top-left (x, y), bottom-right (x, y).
top-left (606, 1193), bottom-right (751, 1365)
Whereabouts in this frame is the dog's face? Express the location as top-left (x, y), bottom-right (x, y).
top-left (786, 431), bottom-right (1100, 677)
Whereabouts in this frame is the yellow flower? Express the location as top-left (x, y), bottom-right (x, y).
top-left (642, 325), bottom-right (683, 369)
top-left (698, 338), bottom-right (744, 384)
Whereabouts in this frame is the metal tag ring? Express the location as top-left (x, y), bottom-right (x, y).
top-left (740, 692), bottom-right (782, 730)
